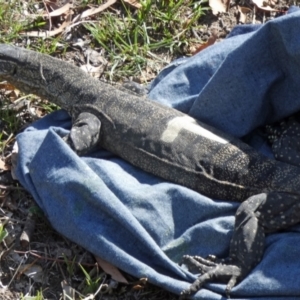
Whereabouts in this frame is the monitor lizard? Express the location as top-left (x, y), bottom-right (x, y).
top-left (0, 44), bottom-right (300, 298)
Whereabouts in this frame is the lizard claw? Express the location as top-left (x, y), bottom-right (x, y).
top-left (181, 255), bottom-right (242, 297)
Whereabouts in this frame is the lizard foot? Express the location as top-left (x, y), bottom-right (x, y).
top-left (181, 255), bottom-right (242, 298)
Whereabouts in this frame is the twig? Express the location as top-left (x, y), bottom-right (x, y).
top-left (253, 5), bottom-right (256, 24)
top-left (0, 212), bottom-right (27, 224)
top-left (0, 184), bottom-right (24, 191)
top-left (7, 254), bottom-right (26, 288)
top-left (43, 0), bottom-right (52, 32)
top-left (14, 250), bottom-right (97, 267)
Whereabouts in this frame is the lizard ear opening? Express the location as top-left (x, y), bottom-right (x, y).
top-left (63, 112), bottom-right (101, 156)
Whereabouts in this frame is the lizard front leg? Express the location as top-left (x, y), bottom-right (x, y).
top-left (181, 191), bottom-right (300, 298)
top-left (63, 112), bottom-right (101, 155)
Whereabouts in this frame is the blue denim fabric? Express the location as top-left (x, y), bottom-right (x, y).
top-left (15, 9), bottom-right (300, 299)
top-left (149, 7), bottom-right (300, 137)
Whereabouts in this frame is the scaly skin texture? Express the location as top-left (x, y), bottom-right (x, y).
top-left (266, 113), bottom-right (300, 167)
top-left (1, 44), bottom-right (300, 297)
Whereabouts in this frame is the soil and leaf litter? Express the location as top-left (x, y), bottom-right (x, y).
top-left (0, 0), bottom-right (297, 299)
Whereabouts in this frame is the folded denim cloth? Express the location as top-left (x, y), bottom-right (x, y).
top-left (15, 7), bottom-right (300, 299)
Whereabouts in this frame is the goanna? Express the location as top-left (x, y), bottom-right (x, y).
top-left (1, 44), bottom-right (300, 297)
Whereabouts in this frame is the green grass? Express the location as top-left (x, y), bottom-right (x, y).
top-left (0, 100), bottom-right (21, 152)
top-left (0, 224), bottom-right (8, 243)
top-left (0, 0), bottom-right (209, 80)
top-left (21, 290), bottom-right (44, 300)
top-left (79, 264), bottom-right (103, 295)
top-left (84, 0), bottom-right (208, 80)
top-left (0, 1), bottom-right (24, 42)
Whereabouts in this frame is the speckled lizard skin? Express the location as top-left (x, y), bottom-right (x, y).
top-left (266, 114), bottom-right (300, 167)
top-left (1, 44), bottom-right (300, 297)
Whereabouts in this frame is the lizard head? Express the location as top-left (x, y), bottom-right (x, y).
top-left (0, 44), bottom-right (48, 96)
top-left (0, 44), bottom-right (99, 109)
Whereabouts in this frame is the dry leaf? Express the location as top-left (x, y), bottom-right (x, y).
top-left (22, 2), bottom-right (73, 37)
top-left (129, 277), bottom-right (148, 290)
top-left (11, 142), bottom-right (19, 180)
top-left (61, 280), bottom-right (75, 300)
top-left (79, 0), bottom-right (117, 19)
top-left (96, 256), bottom-right (128, 284)
top-left (46, 2), bottom-right (72, 17)
top-left (132, 284), bottom-right (144, 290)
top-left (80, 65), bottom-right (103, 78)
top-left (85, 48), bottom-right (107, 65)
top-left (237, 6), bottom-right (252, 23)
top-left (0, 160), bottom-right (10, 171)
top-left (0, 82), bottom-right (20, 99)
top-left (252, 0), bottom-right (279, 11)
top-left (209, 0), bottom-right (230, 15)
top-left (18, 264), bottom-right (44, 283)
top-left (192, 32), bottom-right (218, 55)
top-left (0, 82), bottom-right (16, 91)
top-left (123, 0), bottom-right (142, 9)
top-left (20, 18), bottom-right (71, 37)
top-left (29, 2), bottom-right (72, 18)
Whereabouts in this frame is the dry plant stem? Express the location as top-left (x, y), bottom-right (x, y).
top-left (43, 0), bottom-right (52, 32)
top-left (253, 5), bottom-right (257, 23)
top-left (0, 184), bottom-right (24, 190)
top-left (14, 250), bottom-right (96, 267)
top-left (0, 242), bottom-right (15, 260)
top-left (57, 260), bottom-right (67, 282)
top-left (93, 275), bottom-right (107, 298)
top-left (0, 195), bottom-right (17, 211)
top-left (1, 134), bottom-right (14, 156)
top-left (0, 212), bottom-right (26, 224)
top-left (0, 191), bottom-right (9, 198)
top-left (7, 255), bottom-right (26, 288)
top-left (79, 0), bottom-right (117, 19)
